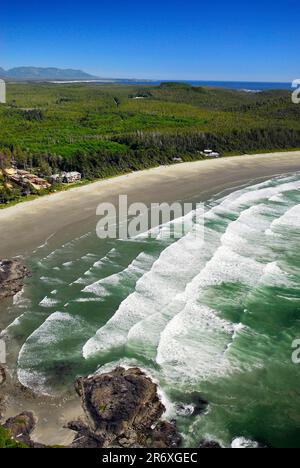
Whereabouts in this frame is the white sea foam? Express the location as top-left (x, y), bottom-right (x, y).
top-left (18, 369), bottom-right (51, 396)
top-left (157, 304), bottom-right (237, 383)
top-left (82, 252), bottom-right (155, 297)
top-left (19, 312), bottom-right (77, 347)
top-left (227, 180), bottom-right (300, 209)
top-left (72, 248), bottom-right (121, 285)
top-left (13, 288), bottom-right (28, 307)
top-left (32, 232), bottom-right (56, 254)
top-left (2, 313), bottom-right (25, 332)
top-left (83, 179), bottom-right (289, 361)
top-left (261, 262), bottom-right (289, 286)
top-left (271, 204), bottom-right (300, 229)
top-left (40, 276), bottom-right (64, 285)
top-left (82, 175), bottom-right (300, 372)
top-left (155, 196), bottom-right (288, 382)
top-left (134, 206), bottom-right (200, 241)
top-left (81, 253), bottom-right (98, 261)
top-left (39, 296), bottom-right (60, 308)
top-left (73, 297), bottom-right (106, 303)
top-left (17, 312), bottom-right (83, 381)
top-left (269, 194), bottom-right (285, 203)
top-left (231, 437), bottom-right (260, 449)
top-left (83, 226), bottom-right (212, 358)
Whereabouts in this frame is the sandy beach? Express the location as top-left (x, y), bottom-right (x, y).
top-left (1, 151), bottom-right (300, 258)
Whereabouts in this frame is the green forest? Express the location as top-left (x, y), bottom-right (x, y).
top-left (0, 81), bottom-right (299, 204)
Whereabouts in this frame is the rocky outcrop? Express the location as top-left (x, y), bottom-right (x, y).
top-left (0, 260), bottom-right (31, 300)
top-left (2, 412), bottom-right (37, 448)
top-left (67, 367), bottom-right (181, 448)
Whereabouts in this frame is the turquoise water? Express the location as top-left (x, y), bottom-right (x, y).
top-left (3, 173), bottom-right (300, 448)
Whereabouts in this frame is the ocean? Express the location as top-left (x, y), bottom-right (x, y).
top-left (50, 79), bottom-right (293, 91)
top-left (131, 80), bottom-right (293, 91)
top-left (2, 173), bottom-right (300, 448)
top-left (182, 81), bottom-right (293, 91)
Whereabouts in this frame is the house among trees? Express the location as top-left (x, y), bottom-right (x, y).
top-left (61, 171), bottom-right (82, 183)
top-left (3, 167), bottom-right (51, 191)
top-left (48, 174), bottom-right (61, 184)
top-left (48, 172), bottom-right (82, 184)
top-left (172, 157), bottom-right (183, 163)
top-left (202, 149), bottom-right (220, 158)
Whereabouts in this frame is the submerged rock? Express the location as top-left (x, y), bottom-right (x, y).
top-left (67, 367), bottom-right (181, 448)
top-left (176, 396), bottom-right (209, 417)
top-left (0, 259), bottom-right (31, 300)
top-left (176, 403), bottom-right (195, 417)
top-left (199, 439), bottom-right (222, 449)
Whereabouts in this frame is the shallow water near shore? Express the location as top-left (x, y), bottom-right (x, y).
top-left (2, 172), bottom-right (300, 448)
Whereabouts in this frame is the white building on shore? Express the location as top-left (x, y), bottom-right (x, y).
top-left (61, 171), bottom-right (82, 183)
top-left (202, 149), bottom-right (220, 158)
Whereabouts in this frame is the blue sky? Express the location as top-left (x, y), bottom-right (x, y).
top-left (1, 0), bottom-right (299, 81)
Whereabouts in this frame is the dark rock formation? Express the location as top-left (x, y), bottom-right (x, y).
top-left (175, 396), bottom-right (209, 417)
top-left (0, 366), bottom-right (6, 387)
top-left (2, 412), bottom-right (37, 448)
top-left (0, 367), bottom-right (181, 448)
top-left (151, 421), bottom-right (181, 448)
top-left (199, 439), bottom-right (222, 448)
top-left (67, 367), bottom-right (181, 448)
top-left (0, 259), bottom-right (31, 300)
top-left (193, 396), bottom-right (209, 416)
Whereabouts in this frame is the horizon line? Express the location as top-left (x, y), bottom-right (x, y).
top-left (0, 66), bottom-right (294, 84)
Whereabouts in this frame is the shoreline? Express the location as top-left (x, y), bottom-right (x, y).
top-left (2, 148), bottom-right (300, 213)
top-left (1, 150), bottom-right (300, 445)
top-left (1, 151), bottom-right (300, 258)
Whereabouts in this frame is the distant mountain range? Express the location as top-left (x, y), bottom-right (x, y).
top-left (0, 67), bottom-right (99, 81)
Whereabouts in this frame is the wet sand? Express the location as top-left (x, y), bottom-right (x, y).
top-left (2, 386), bottom-right (82, 446)
top-left (1, 151), bottom-right (300, 259)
